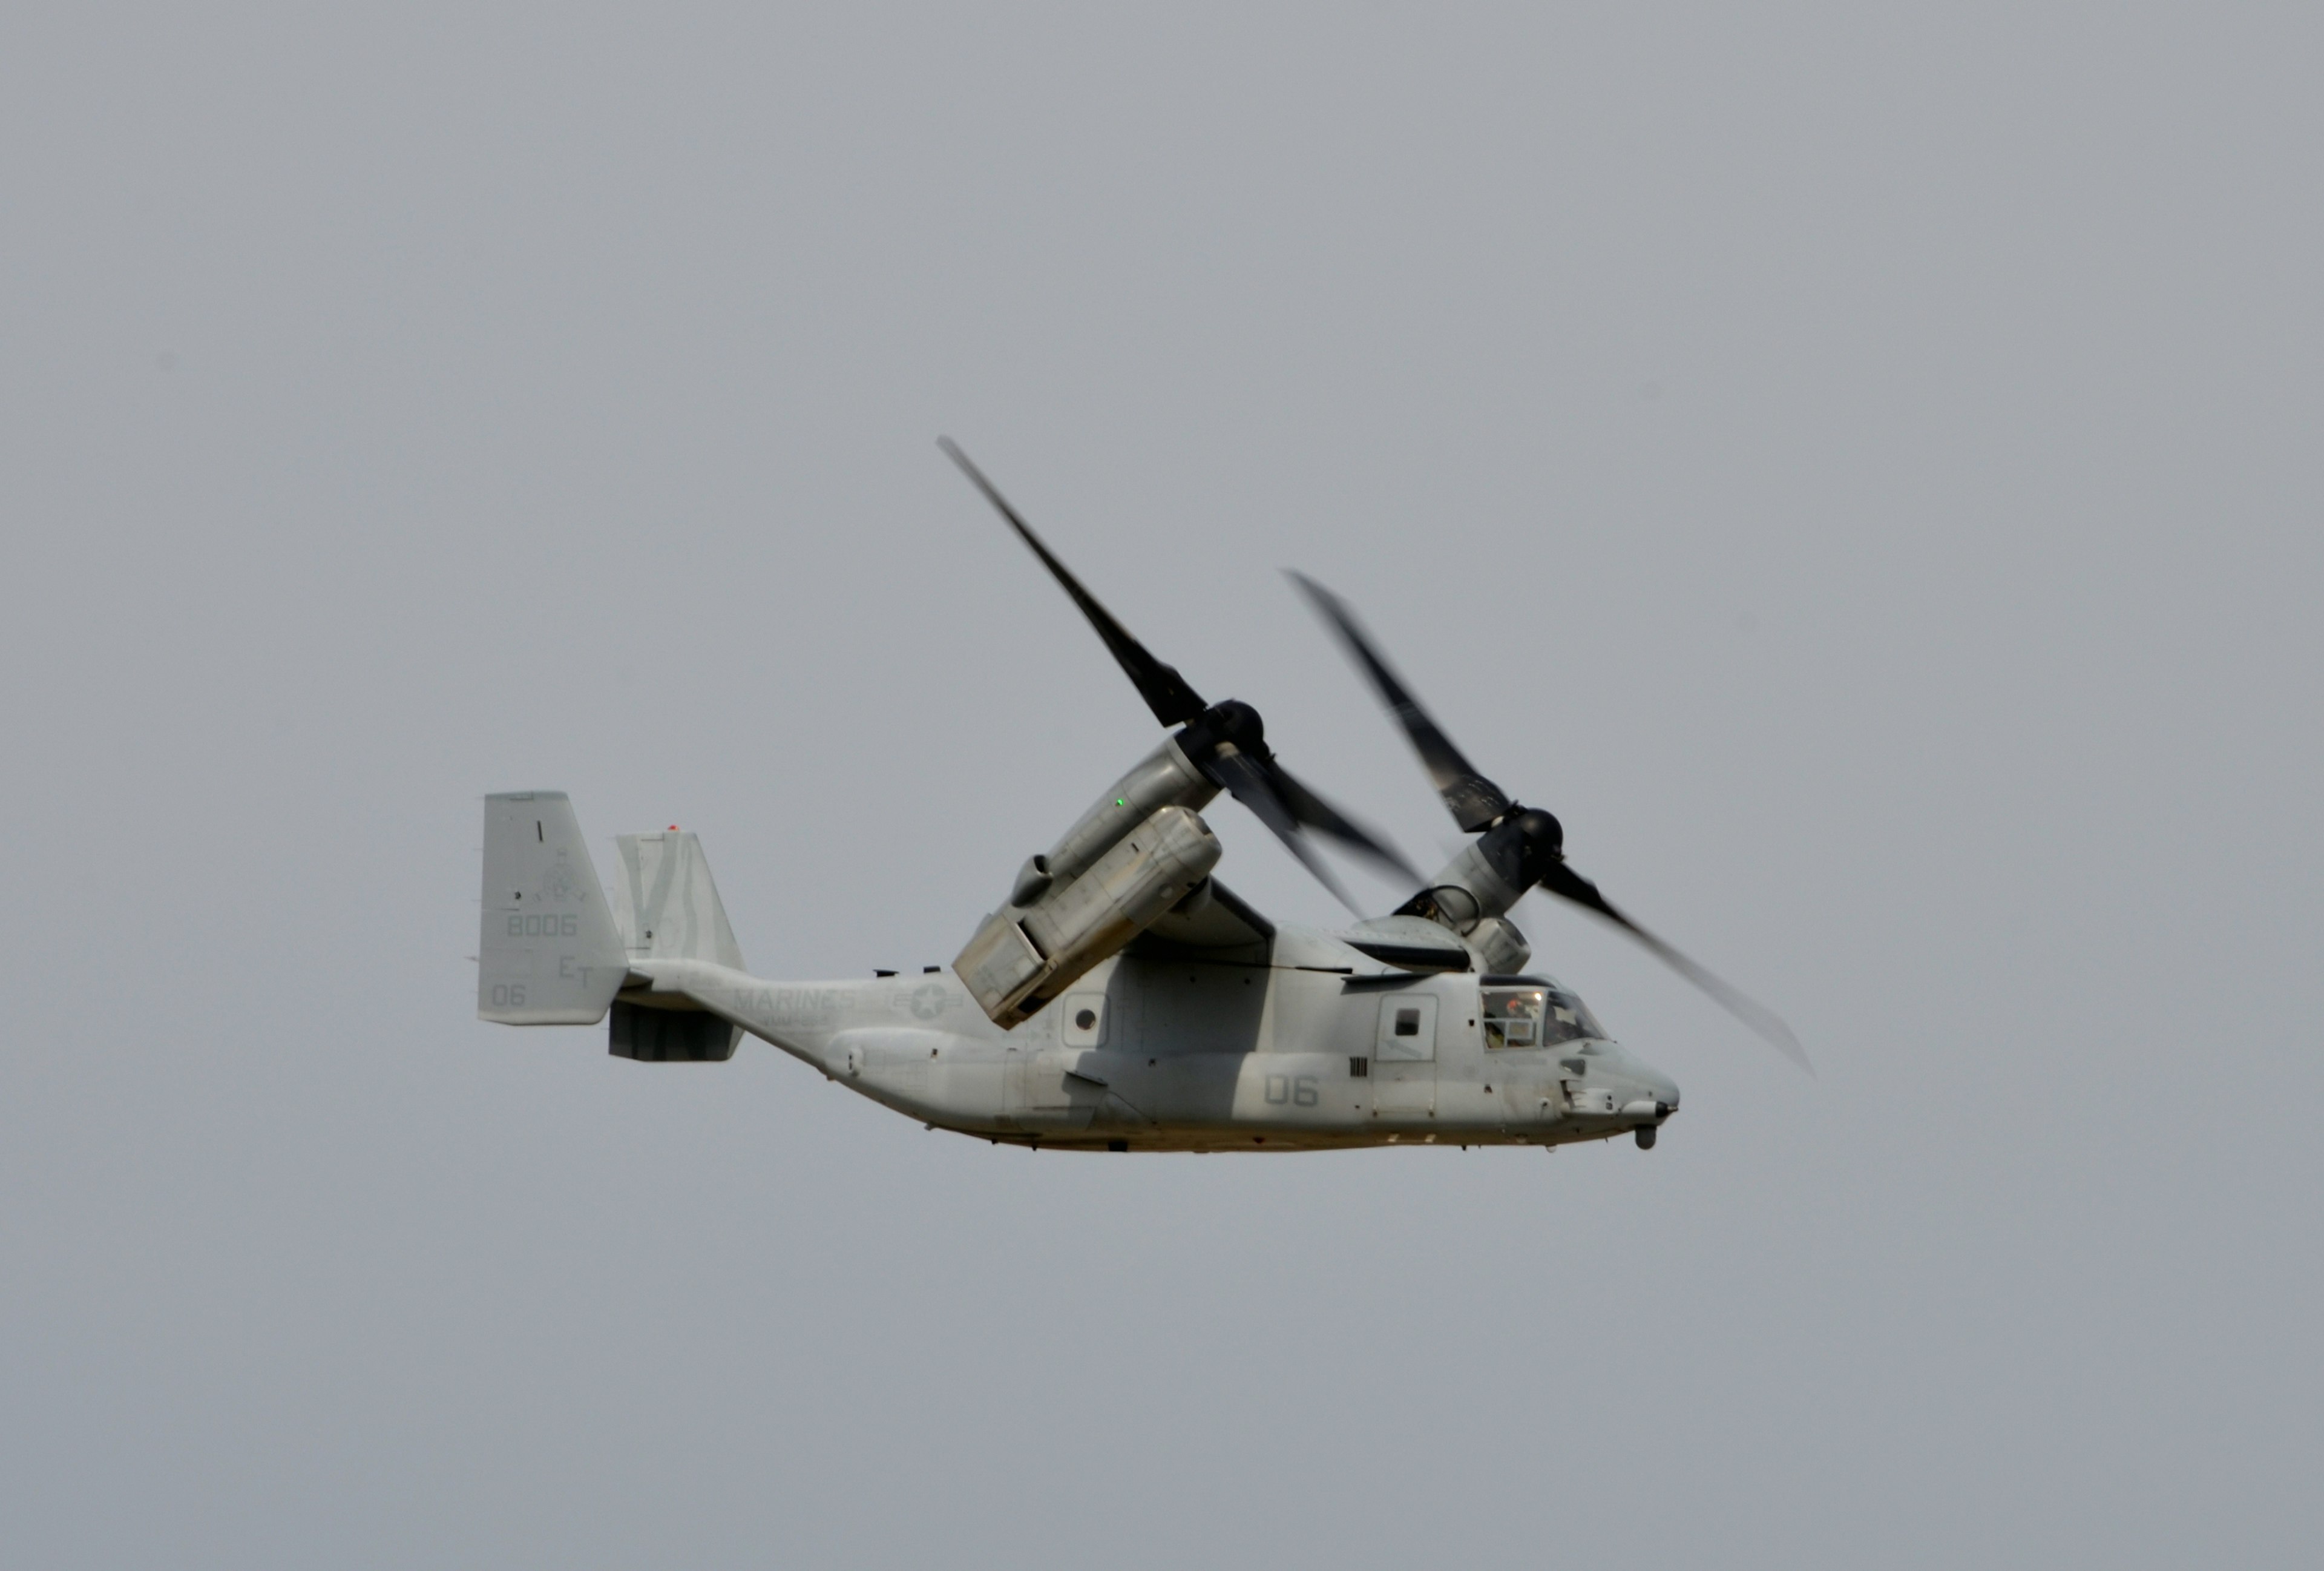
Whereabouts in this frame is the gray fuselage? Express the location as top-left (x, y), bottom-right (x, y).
top-left (629, 933), bottom-right (1681, 1153)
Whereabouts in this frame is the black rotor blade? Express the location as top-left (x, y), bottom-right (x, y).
top-left (1290, 571), bottom-right (1512, 833)
top-left (1270, 763), bottom-right (1426, 888)
top-left (1204, 750), bottom-right (1364, 917)
top-left (1530, 865), bottom-right (1812, 1075)
top-left (940, 438), bottom-right (1207, 727)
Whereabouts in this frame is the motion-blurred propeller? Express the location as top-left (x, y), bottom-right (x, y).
top-left (939, 439), bottom-right (1420, 911)
top-left (1292, 570), bottom-right (1808, 1072)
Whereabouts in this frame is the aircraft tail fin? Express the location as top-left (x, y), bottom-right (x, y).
top-left (478, 791), bottom-right (629, 1024)
top-left (609, 831), bottom-right (746, 970)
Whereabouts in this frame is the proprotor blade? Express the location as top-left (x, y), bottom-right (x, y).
top-left (1529, 869), bottom-right (1811, 1074)
top-left (1289, 571), bottom-right (1512, 832)
top-left (1295, 568), bottom-right (1807, 1073)
top-left (1205, 748), bottom-right (1362, 915)
top-left (939, 438), bottom-right (1207, 727)
top-left (940, 440), bottom-right (1415, 912)
top-left (1272, 763), bottom-right (1425, 888)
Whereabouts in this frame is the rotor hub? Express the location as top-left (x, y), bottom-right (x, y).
top-left (1179, 698), bottom-right (1268, 762)
top-left (1512, 806), bottom-right (1564, 878)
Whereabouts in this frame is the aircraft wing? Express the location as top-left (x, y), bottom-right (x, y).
top-left (1128, 878), bottom-right (1275, 961)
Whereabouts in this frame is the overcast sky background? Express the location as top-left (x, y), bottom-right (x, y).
top-left (4, 4), bottom-right (2319, 1567)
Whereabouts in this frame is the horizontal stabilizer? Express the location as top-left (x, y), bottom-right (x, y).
top-left (609, 1000), bottom-right (739, 1062)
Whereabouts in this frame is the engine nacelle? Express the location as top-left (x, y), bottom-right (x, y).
top-left (1403, 832), bottom-right (1529, 931)
top-left (1464, 915), bottom-right (1531, 975)
top-left (1037, 737), bottom-right (1216, 889)
top-left (954, 803), bottom-right (1223, 1028)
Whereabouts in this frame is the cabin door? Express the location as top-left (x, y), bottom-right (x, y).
top-left (1371, 993), bottom-right (1437, 1121)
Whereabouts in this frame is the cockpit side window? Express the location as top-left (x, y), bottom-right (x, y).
top-left (1483, 987), bottom-right (1544, 1049)
top-left (1483, 983), bottom-right (1604, 1049)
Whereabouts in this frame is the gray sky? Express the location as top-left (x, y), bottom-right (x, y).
top-left (4, 4), bottom-right (2319, 1566)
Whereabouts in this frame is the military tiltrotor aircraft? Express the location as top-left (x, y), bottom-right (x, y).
top-left (476, 441), bottom-right (1805, 1153)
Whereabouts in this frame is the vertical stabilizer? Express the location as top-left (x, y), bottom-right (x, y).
top-left (609, 832), bottom-right (745, 969)
top-left (479, 792), bottom-right (628, 1024)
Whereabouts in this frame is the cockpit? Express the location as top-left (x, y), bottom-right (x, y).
top-left (1481, 975), bottom-right (1606, 1049)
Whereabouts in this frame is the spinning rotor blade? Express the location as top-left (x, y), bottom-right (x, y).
top-left (1530, 865), bottom-right (1811, 1073)
top-left (939, 437), bottom-right (1206, 726)
top-left (940, 440), bottom-right (1417, 915)
top-left (1290, 571), bottom-right (1512, 833)
top-left (1206, 748), bottom-right (1360, 914)
top-left (1273, 764), bottom-right (1426, 887)
top-left (1296, 568), bottom-right (1807, 1071)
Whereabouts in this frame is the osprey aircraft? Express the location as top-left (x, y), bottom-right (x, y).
top-left (475, 443), bottom-right (1805, 1153)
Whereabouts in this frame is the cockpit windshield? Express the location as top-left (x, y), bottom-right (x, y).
top-left (1482, 978), bottom-right (1604, 1049)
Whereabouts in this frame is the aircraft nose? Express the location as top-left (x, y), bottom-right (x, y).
top-left (1637, 1063), bottom-right (1679, 1115)
top-left (1623, 1067), bottom-right (1679, 1149)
